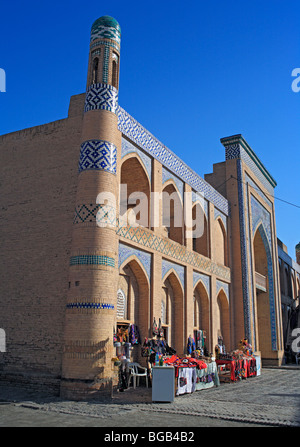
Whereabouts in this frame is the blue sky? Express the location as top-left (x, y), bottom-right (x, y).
top-left (0, 0), bottom-right (299, 257)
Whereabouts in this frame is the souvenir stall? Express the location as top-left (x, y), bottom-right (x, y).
top-left (145, 327), bottom-right (220, 400)
top-left (216, 338), bottom-right (258, 383)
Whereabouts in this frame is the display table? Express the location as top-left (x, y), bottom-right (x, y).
top-left (216, 357), bottom-right (257, 382)
top-left (176, 361), bottom-right (219, 395)
top-left (152, 366), bottom-right (175, 402)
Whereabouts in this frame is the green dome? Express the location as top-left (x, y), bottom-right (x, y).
top-left (91, 15), bottom-right (121, 34)
top-left (296, 242), bottom-right (300, 251)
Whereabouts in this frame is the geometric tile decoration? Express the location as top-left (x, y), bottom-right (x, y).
top-left (236, 158), bottom-right (252, 343)
top-left (90, 16), bottom-right (121, 46)
top-left (117, 223), bottom-right (231, 282)
top-left (221, 134), bottom-right (277, 194)
top-left (245, 173), bottom-right (272, 209)
top-left (118, 242), bottom-right (152, 280)
top-left (162, 258), bottom-right (185, 290)
top-left (73, 203), bottom-right (117, 227)
top-left (193, 271), bottom-right (211, 297)
top-left (102, 45), bottom-right (110, 84)
top-left (192, 191), bottom-right (208, 218)
top-left (70, 254), bottom-right (115, 268)
top-left (66, 302), bottom-right (114, 310)
top-left (257, 224), bottom-right (277, 351)
top-left (117, 107), bottom-right (229, 216)
top-left (216, 280), bottom-right (229, 302)
top-left (121, 137), bottom-right (152, 181)
top-left (214, 208), bottom-right (227, 230)
top-left (84, 83), bottom-right (118, 114)
top-left (251, 195), bottom-right (272, 246)
top-left (78, 140), bottom-right (117, 174)
top-left (162, 166), bottom-right (184, 201)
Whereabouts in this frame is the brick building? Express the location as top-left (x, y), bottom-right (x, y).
top-left (0, 15), bottom-right (299, 399)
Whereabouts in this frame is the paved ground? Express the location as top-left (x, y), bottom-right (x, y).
top-left (0, 367), bottom-right (300, 428)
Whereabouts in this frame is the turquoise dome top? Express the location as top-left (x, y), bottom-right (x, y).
top-left (91, 15), bottom-right (121, 35)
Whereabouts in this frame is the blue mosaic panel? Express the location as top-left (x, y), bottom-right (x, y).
top-left (78, 140), bottom-right (117, 174)
top-left (90, 24), bottom-right (121, 46)
top-left (162, 259), bottom-right (185, 290)
top-left (162, 167), bottom-right (184, 201)
top-left (84, 83), bottom-right (118, 114)
top-left (257, 224), bottom-right (277, 351)
top-left (251, 195), bottom-right (271, 246)
top-left (222, 137), bottom-right (276, 194)
top-left (216, 280), bottom-right (229, 302)
top-left (245, 173), bottom-right (272, 208)
top-left (192, 192), bottom-right (208, 218)
top-left (117, 107), bottom-right (229, 216)
top-left (236, 159), bottom-right (252, 342)
top-left (121, 137), bottom-right (152, 180)
top-left (118, 242), bottom-right (152, 280)
top-left (193, 271), bottom-right (211, 297)
top-left (66, 302), bottom-right (114, 310)
top-left (70, 254), bottom-right (115, 267)
top-left (214, 208), bottom-right (227, 230)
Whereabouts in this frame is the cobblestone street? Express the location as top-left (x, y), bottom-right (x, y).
top-left (1, 367), bottom-right (300, 428)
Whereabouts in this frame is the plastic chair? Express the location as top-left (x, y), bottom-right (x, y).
top-left (128, 362), bottom-right (148, 388)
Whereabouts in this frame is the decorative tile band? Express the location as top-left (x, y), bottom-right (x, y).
top-left (78, 140), bottom-right (117, 174)
top-left (66, 302), bottom-right (114, 310)
top-left (162, 259), bottom-right (185, 290)
top-left (117, 107), bottom-right (229, 216)
top-left (236, 159), bottom-right (251, 341)
top-left (90, 24), bottom-right (121, 46)
top-left (119, 243), bottom-right (152, 280)
top-left (193, 271), bottom-right (211, 297)
top-left (117, 224), bottom-right (230, 282)
top-left (70, 255), bottom-right (115, 267)
top-left (216, 280), bottom-right (229, 302)
top-left (84, 83), bottom-right (118, 114)
top-left (121, 137), bottom-right (152, 181)
top-left (73, 204), bottom-right (117, 227)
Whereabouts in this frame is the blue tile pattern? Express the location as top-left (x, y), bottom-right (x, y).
top-left (214, 208), bottom-right (227, 230)
top-left (257, 224), bottom-right (277, 350)
top-left (78, 140), bottom-right (117, 174)
top-left (251, 195), bottom-right (272, 246)
top-left (216, 280), bottom-right (229, 302)
top-left (70, 254), bottom-right (115, 267)
top-left (66, 302), bottom-right (114, 310)
top-left (118, 242), bottom-right (152, 280)
top-left (90, 24), bottom-right (121, 46)
top-left (121, 137), bottom-right (152, 181)
top-left (193, 271), bottom-right (211, 297)
top-left (162, 167), bottom-right (184, 201)
top-left (162, 259), bottom-right (185, 290)
top-left (117, 107), bottom-right (229, 216)
top-left (221, 136), bottom-right (276, 194)
top-left (84, 83), bottom-right (118, 114)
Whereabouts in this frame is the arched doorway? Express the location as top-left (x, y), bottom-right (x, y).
top-left (193, 280), bottom-right (210, 352)
top-left (253, 224), bottom-right (275, 358)
top-left (162, 271), bottom-right (184, 355)
top-left (162, 183), bottom-right (184, 245)
top-left (214, 218), bottom-right (227, 266)
top-left (217, 289), bottom-right (230, 351)
top-left (118, 256), bottom-right (150, 361)
top-left (192, 203), bottom-right (209, 257)
top-left (120, 155), bottom-right (151, 228)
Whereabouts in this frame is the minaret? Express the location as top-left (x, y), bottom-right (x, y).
top-left (61, 16), bottom-right (121, 400)
top-left (296, 242), bottom-right (300, 265)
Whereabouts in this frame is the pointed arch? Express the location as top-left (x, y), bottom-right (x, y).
top-left (193, 280), bottom-right (210, 350)
top-left (118, 255), bottom-right (150, 358)
top-left (214, 216), bottom-right (228, 266)
top-left (120, 155), bottom-right (151, 228)
top-left (162, 270), bottom-right (184, 355)
top-left (217, 289), bottom-right (230, 350)
top-left (253, 223), bottom-right (277, 357)
top-left (162, 182), bottom-right (184, 245)
top-left (192, 202), bottom-right (209, 257)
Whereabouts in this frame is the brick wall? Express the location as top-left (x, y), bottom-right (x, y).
top-left (0, 94), bottom-right (84, 391)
